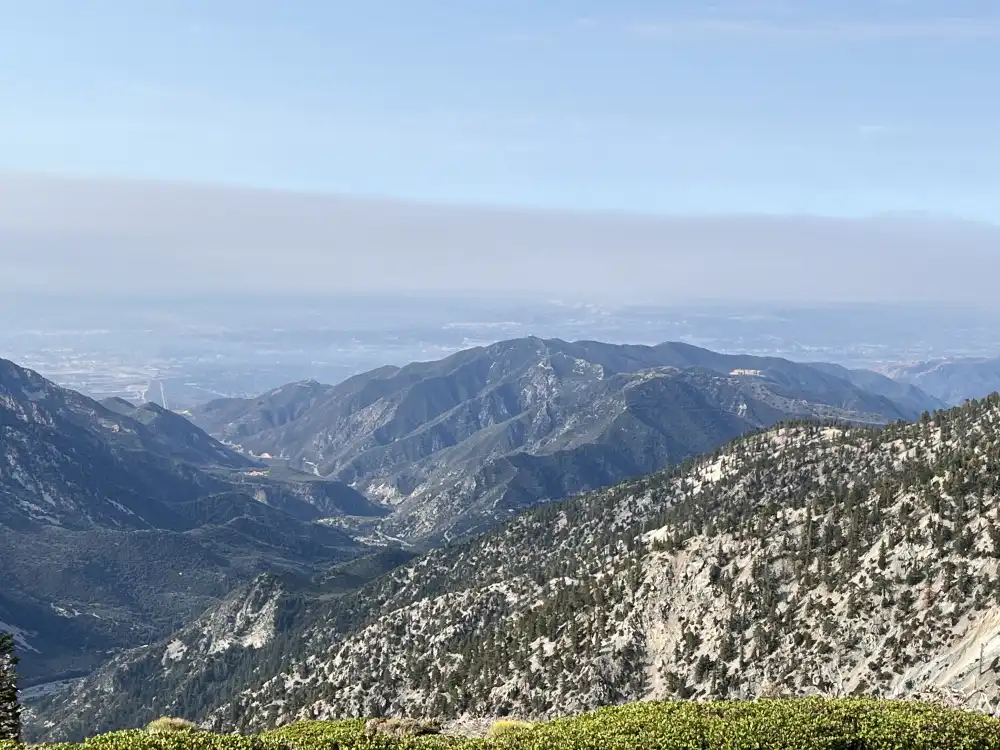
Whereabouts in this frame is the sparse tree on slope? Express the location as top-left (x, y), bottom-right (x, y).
top-left (0, 632), bottom-right (19, 741)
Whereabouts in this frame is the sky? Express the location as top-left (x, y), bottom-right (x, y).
top-left (1, 1), bottom-right (999, 303)
top-left (2, 0), bottom-right (999, 217)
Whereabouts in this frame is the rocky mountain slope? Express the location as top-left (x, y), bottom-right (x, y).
top-left (884, 356), bottom-right (1000, 406)
top-left (40, 393), bottom-right (1000, 739)
top-left (190, 338), bottom-right (938, 542)
top-left (27, 549), bottom-right (415, 740)
top-left (0, 358), bottom-right (381, 686)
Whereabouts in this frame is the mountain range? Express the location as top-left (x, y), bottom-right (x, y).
top-left (883, 356), bottom-right (1000, 406)
top-left (38, 393), bottom-right (1000, 740)
top-left (189, 337), bottom-right (941, 543)
top-left (0, 358), bottom-right (384, 686)
top-left (0, 339), bottom-right (955, 739)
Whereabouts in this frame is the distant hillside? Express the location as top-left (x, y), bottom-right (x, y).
top-left (0, 358), bottom-right (379, 686)
top-left (804, 361), bottom-right (947, 414)
top-left (43, 395), bottom-right (1000, 739)
top-left (190, 338), bottom-right (939, 542)
top-left (884, 356), bottom-right (1000, 406)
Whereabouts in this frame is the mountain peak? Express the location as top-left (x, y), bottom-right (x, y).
top-left (0, 357), bottom-right (55, 405)
top-left (189, 339), bottom-right (939, 543)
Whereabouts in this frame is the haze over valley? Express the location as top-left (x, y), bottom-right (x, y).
top-left (6, 295), bottom-right (1000, 413)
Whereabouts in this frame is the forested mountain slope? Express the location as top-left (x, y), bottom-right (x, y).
top-left (41, 394), bottom-right (1000, 739)
top-left (190, 338), bottom-right (937, 542)
top-left (0, 358), bottom-right (378, 686)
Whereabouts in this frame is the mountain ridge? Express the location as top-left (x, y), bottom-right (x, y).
top-left (190, 338), bottom-right (939, 542)
top-left (39, 394), bottom-right (1000, 744)
top-left (0, 358), bottom-right (381, 686)
top-left (39, 394), bottom-right (1000, 739)
top-left (883, 356), bottom-right (1000, 406)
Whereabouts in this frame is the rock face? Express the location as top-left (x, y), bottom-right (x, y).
top-left (43, 395), bottom-right (1000, 738)
top-left (0, 358), bottom-right (379, 686)
top-left (190, 338), bottom-right (937, 542)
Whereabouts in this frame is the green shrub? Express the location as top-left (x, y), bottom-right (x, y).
top-left (264, 718), bottom-right (367, 746)
top-left (486, 720), bottom-right (534, 739)
top-left (363, 717), bottom-right (443, 737)
top-left (146, 718), bottom-right (203, 734)
top-left (21, 698), bottom-right (1000, 749)
top-left (510, 698), bottom-right (1000, 750)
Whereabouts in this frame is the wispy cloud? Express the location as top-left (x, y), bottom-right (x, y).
top-left (625, 16), bottom-right (1000, 41)
top-left (2, 174), bottom-right (999, 307)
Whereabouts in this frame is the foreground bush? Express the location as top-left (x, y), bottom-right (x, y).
top-left (485, 698), bottom-right (1000, 749)
top-left (364, 718), bottom-right (443, 737)
top-left (8, 698), bottom-right (1000, 749)
top-left (486, 720), bottom-right (534, 739)
top-left (146, 718), bottom-right (203, 735)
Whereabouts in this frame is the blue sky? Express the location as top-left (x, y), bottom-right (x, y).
top-left (1, 0), bottom-right (999, 219)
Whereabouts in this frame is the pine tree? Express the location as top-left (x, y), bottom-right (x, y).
top-left (0, 632), bottom-right (20, 741)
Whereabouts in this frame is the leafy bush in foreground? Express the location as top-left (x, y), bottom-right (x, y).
top-left (487, 698), bottom-right (1000, 749)
top-left (363, 718), bottom-right (443, 737)
top-left (6, 698), bottom-right (1000, 749)
top-left (486, 721), bottom-right (534, 740)
top-left (146, 719), bottom-right (203, 735)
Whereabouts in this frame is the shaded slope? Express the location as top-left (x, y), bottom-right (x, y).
top-left (0, 359), bottom-right (373, 685)
top-left (190, 338), bottom-right (930, 541)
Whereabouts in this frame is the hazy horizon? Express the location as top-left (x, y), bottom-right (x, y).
top-left (5, 2), bottom-right (999, 309)
top-left (3, 173), bottom-right (1000, 307)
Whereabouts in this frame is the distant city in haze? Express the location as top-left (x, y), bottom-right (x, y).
top-left (2, 293), bottom-right (1000, 411)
